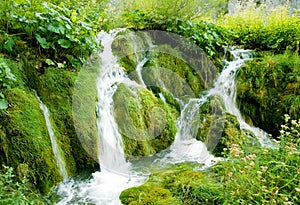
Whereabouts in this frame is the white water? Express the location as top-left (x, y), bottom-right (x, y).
top-left (36, 95), bottom-right (68, 180)
top-left (56, 29), bottom-right (147, 205)
top-left (96, 29), bottom-right (129, 173)
top-left (154, 97), bottom-right (218, 168)
top-left (209, 49), bottom-right (273, 146)
top-left (56, 32), bottom-right (272, 204)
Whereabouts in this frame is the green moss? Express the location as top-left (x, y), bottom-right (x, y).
top-left (120, 163), bottom-right (222, 205)
top-left (196, 95), bottom-right (256, 156)
top-left (236, 51), bottom-right (300, 137)
top-left (0, 88), bottom-right (62, 193)
top-left (36, 66), bottom-right (98, 173)
top-left (72, 56), bottom-right (100, 163)
top-left (113, 83), bottom-right (177, 157)
top-left (143, 52), bottom-right (205, 97)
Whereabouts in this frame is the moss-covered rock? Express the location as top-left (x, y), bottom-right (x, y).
top-left (0, 55), bottom-right (99, 193)
top-left (113, 83), bottom-right (177, 157)
top-left (236, 52), bottom-right (300, 137)
top-left (26, 61), bottom-right (98, 173)
top-left (120, 162), bottom-right (222, 205)
top-left (0, 88), bottom-right (62, 193)
top-left (196, 95), bottom-right (256, 156)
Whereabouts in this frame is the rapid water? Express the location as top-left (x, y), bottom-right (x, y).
top-left (209, 49), bottom-right (273, 146)
top-left (55, 30), bottom-right (272, 204)
top-left (36, 94), bottom-right (68, 180)
top-left (56, 30), bottom-right (147, 205)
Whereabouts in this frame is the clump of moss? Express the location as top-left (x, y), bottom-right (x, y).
top-left (0, 88), bottom-right (62, 193)
top-left (236, 51), bottom-right (300, 137)
top-left (196, 95), bottom-right (256, 156)
top-left (113, 83), bottom-right (177, 157)
top-left (120, 162), bottom-right (222, 205)
top-left (35, 66), bottom-right (98, 173)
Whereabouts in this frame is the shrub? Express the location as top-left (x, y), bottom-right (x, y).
top-left (219, 1), bottom-right (300, 53)
top-left (0, 165), bottom-right (46, 205)
top-left (213, 115), bottom-right (300, 204)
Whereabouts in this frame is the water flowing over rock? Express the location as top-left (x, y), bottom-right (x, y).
top-left (55, 30), bottom-right (272, 204)
top-left (36, 94), bottom-right (68, 180)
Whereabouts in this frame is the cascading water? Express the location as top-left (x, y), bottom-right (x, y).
top-left (209, 49), bottom-right (273, 146)
top-left (55, 30), bottom-right (272, 204)
top-left (36, 94), bottom-right (68, 180)
top-left (55, 30), bottom-right (147, 205)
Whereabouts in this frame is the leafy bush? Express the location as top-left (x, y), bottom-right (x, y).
top-left (12, 2), bottom-right (99, 68)
top-left (0, 165), bottom-right (46, 205)
top-left (118, 0), bottom-right (228, 22)
top-left (121, 10), bottom-right (231, 60)
top-left (0, 0), bottom-right (102, 69)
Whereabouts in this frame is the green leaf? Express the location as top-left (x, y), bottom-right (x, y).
top-left (0, 99), bottom-right (8, 109)
top-left (35, 34), bottom-right (50, 49)
top-left (46, 22), bottom-right (65, 34)
top-left (4, 38), bottom-right (15, 53)
top-left (58, 39), bottom-right (71, 48)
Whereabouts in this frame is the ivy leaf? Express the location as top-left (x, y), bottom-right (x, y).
top-left (58, 39), bottom-right (71, 48)
top-left (0, 99), bottom-right (8, 109)
top-left (4, 38), bottom-right (15, 53)
top-left (35, 34), bottom-right (50, 49)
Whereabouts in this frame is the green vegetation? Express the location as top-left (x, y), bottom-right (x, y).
top-left (121, 116), bottom-right (300, 204)
top-left (0, 165), bottom-right (47, 205)
top-left (219, 1), bottom-right (300, 53)
top-left (237, 51), bottom-right (300, 136)
top-left (0, 88), bottom-right (62, 193)
top-left (0, 0), bottom-right (299, 204)
top-left (0, 57), bottom-right (16, 109)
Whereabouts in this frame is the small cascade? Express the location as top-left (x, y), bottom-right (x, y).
top-left (55, 29), bottom-right (147, 205)
top-left (209, 49), bottom-right (273, 146)
top-left (155, 97), bottom-right (217, 167)
top-left (96, 29), bottom-right (129, 173)
top-left (36, 94), bottom-right (68, 180)
top-left (129, 32), bottom-right (154, 87)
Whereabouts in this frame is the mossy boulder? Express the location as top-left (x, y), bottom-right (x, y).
top-left (0, 88), bottom-right (62, 193)
top-left (120, 162), bottom-right (222, 204)
top-left (113, 83), bottom-right (177, 157)
top-left (111, 30), bottom-right (153, 74)
top-left (236, 52), bottom-right (300, 137)
top-left (196, 95), bottom-right (256, 156)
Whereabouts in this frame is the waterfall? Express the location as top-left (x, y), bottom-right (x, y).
top-left (55, 31), bottom-right (272, 204)
top-left (55, 29), bottom-right (147, 205)
top-left (209, 49), bottom-right (273, 146)
top-left (96, 29), bottom-right (129, 173)
top-left (154, 97), bottom-right (217, 167)
top-left (36, 94), bottom-right (68, 180)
